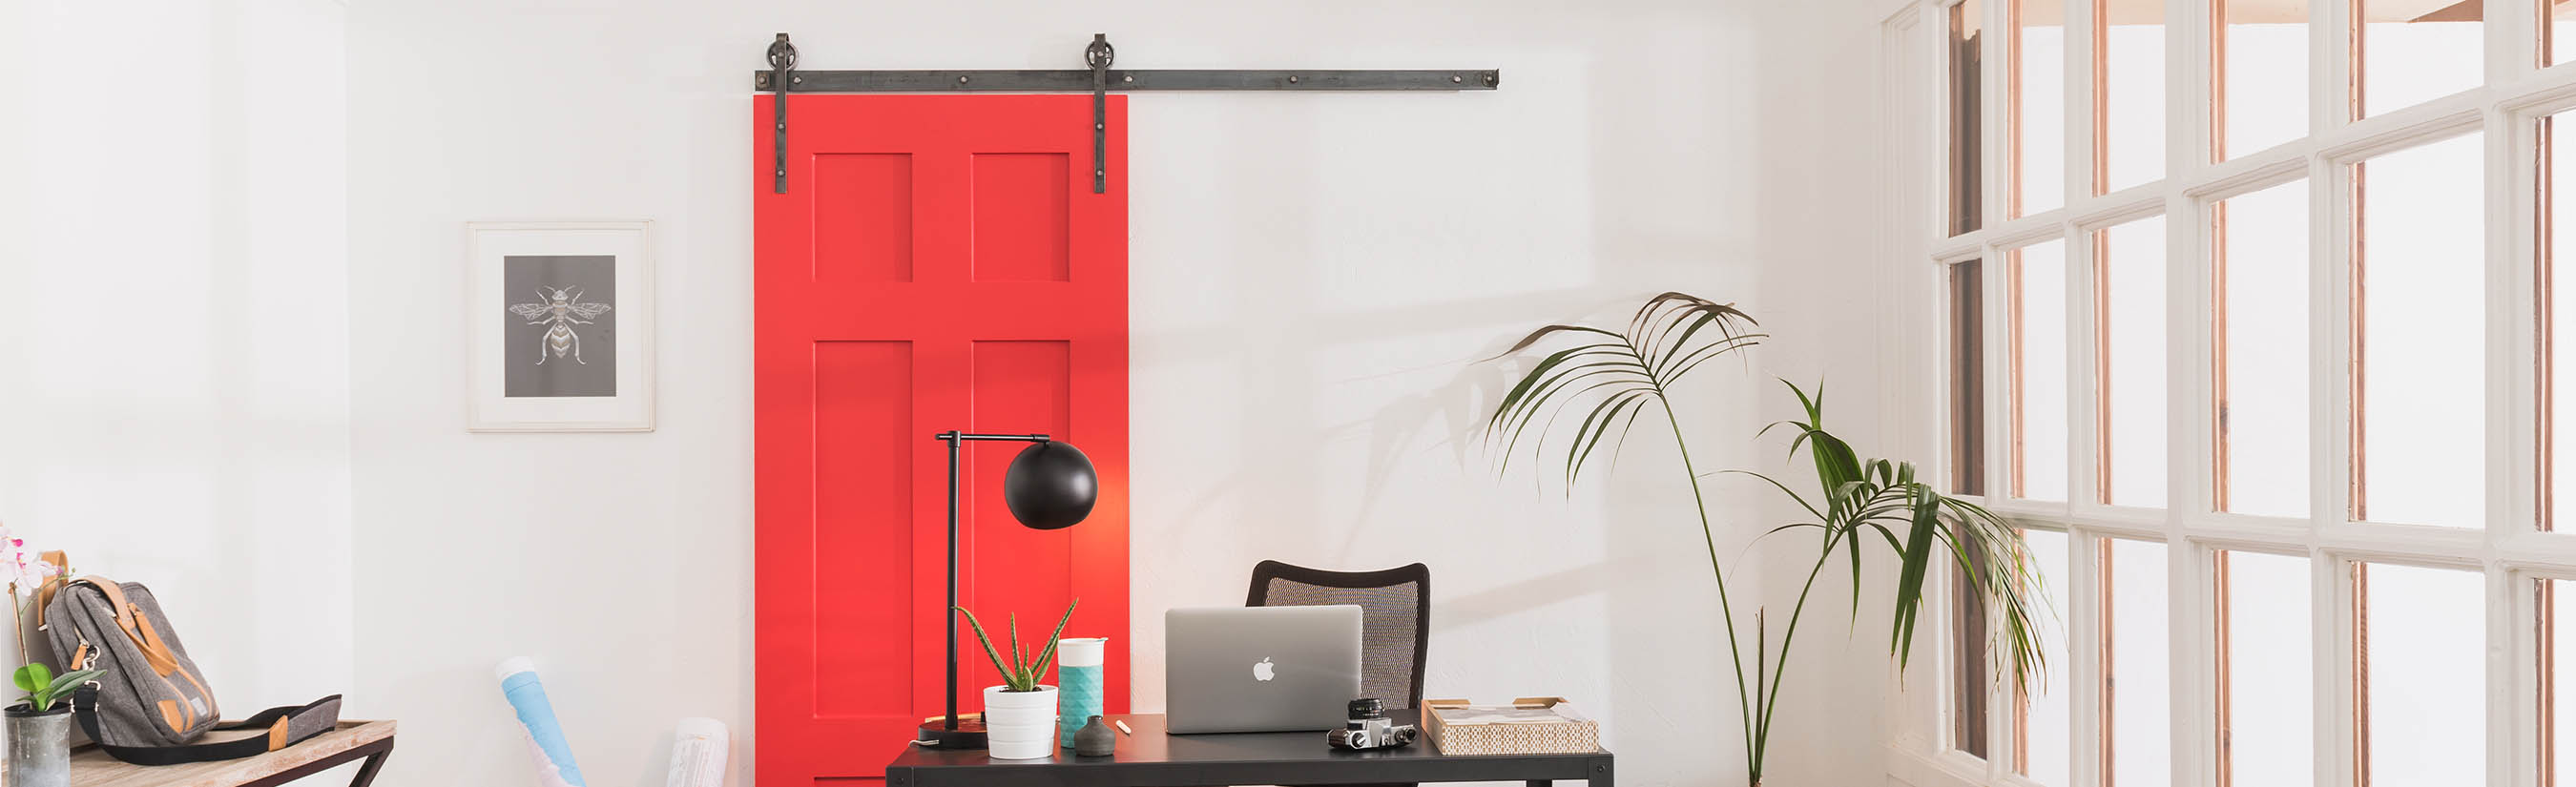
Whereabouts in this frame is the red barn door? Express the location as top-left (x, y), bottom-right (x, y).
top-left (755, 94), bottom-right (1129, 784)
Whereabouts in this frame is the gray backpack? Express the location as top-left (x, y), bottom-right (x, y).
top-left (38, 572), bottom-right (341, 765)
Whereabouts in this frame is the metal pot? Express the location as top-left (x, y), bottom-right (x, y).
top-left (6, 703), bottom-right (72, 787)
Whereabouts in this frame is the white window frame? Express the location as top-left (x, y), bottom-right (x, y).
top-left (1876, 0), bottom-right (2576, 785)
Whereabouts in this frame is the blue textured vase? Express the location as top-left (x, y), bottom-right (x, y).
top-left (1057, 663), bottom-right (1103, 747)
top-left (1055, 637), bottom-right (1109, 748)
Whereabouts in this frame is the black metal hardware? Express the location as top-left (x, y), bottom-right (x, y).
top-left (1087, 34), bottom-right (1113, 194)
top-left (760, 68), bottom-right (1499, 93)
top-left (754, 33), bottom-right (1499, 194)
top-left (765, 32), bottom-right (797, 195)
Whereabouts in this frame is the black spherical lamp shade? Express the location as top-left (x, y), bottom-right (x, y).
top-left (1003, 441), bottom-right (1097, 530)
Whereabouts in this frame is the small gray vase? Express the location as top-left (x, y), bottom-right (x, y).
top-left (6, 705), bottom-right (71, 787)
top-left (1073, 715), bottom-right (1116, 757)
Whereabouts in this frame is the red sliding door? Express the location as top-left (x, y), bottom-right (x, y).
top-left (755, 94), bottom-right (1129, 784)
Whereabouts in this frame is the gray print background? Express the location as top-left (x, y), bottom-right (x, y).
top-left (503, 255), bottom-right (617, 397)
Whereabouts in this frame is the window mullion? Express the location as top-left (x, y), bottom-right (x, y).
top-left (2067, 0), bottom-right (2094, 211)
top-left (2493, 0), bottom-right (2539, 86)
top-left (2072, 220), bottom-right (2104, 510)
top-left (1988, 0), bottom-right (2012, 231)
top-left (2167, 174), bottom-right (2212, 787)
top-left (2492, 564), bottom-right (2523, 787)
top-left (2518, 570), bottom-right (2550, 787)
top-left (2070, 527), bottom-right (2108, 787)
top-left (2321, 552), bottom-right (2359, 787)
top-left (2310, 0), bottom-right (2346, 134)
top-left (2493, 79), bottom-right (2542, 785)
top-left (2311, 154), bottom-right (2344, 531)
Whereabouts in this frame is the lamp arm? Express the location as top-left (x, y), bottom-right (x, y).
top-left (936, 431), bottom-right (1050, 443)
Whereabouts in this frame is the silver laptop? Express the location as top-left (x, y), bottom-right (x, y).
top-left (1165, 606), bottom-right (1362, 734)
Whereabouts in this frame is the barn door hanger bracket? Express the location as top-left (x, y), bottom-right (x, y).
top-left (766, 33), bottom-right (797, 194)
top-left (755, 32), bottom-right (1500, 195)
top-left (1088, 34), bottom-right (1112, 194)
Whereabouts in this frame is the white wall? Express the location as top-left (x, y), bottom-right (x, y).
top-left (344, 2), bottom-right (1885, 787)
top-left (0, 0), bottom-right (354, 735)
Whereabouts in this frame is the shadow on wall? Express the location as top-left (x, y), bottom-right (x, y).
top-left (1110, 7), bottom-right (1783, 787)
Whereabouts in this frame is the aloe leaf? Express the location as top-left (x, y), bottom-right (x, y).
top-left (953, 607), bottom-right (1018, 690)
top-left (1009, 613), bottom-right (1026, 676)
top-left (1031, 599), bottom-right (1081, 683)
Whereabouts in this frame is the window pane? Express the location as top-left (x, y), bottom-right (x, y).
top-left (2556, 0), bottom-right (2576, 68)
top-left (2100, 0), bottom-right (2165, 192)
top-left (1955, 0), bottom-right (1987, 236)
top-left (2354, 133), bottom-right (2484, 528)
top-left (2544, 578), bottom-right (2576, 784)
top-left (1954, 259), bottom-right (1989, 496)
top-left (2101, 216), bottom-right (2168, 507)
top-left (2356, 0), bottom-right (2483, 118)
top-left (2219, 550), bottom-right (2314, 787)
top-left (2015, 0), bottom-right (2067, 217)
top-left (1955, 549), bottom-right (1992, 757)
top-left (2105, 538), bottom-right (2170, 787)
top-left (2215, 180), bottom-right (2311, 518)
top-left (2014, 239), bottom-right (2070, 502)
top-left (2358, 562), bottom-right (2484, 785)
top-left (2215, 0), bottom-right (2308, 160)
top-left (2018, 528), bottom-right (2073, 787)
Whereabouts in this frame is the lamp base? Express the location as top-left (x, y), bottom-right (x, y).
top-left (916, 716), bottom-right (989, 750)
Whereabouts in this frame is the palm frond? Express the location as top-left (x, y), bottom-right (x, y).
top-left (1483, 293), bottom-right (1759, 493)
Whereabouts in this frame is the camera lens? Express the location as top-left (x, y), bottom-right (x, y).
top-left (1347, 698), bottom-right (1383, 718)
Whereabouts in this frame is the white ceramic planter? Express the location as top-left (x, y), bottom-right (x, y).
top-left (982, 685), bottom-right (1059, 760)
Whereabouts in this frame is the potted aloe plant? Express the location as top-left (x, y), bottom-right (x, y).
top-left (1, 528), bottom-right (89, 787)
top-left (954, 599), bottom-right (1077, 760)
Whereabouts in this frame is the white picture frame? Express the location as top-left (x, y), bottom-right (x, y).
top-left (466, 221), bottom-right (655, 432)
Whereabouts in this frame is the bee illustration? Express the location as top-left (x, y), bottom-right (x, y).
top-left (507, 286), bottom-right (613, 365)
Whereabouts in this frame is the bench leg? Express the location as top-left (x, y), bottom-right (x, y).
top-left (346, 745), bottom-right (392, 787)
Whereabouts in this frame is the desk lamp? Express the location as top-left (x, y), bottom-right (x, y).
top-left (919, 431), bottom-right (1098, 750)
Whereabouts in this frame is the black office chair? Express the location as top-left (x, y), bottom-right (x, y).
top-left (1245, 560), bottom-right (1430, 711)
top-left (1246, 560), bottom-right (1431, 787)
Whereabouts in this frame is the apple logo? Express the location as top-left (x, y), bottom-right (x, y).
top-left (1253, 657), bottom-right (1277, 682)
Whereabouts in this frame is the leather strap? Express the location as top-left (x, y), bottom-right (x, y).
top-left (67, 578), bottom-right (180, 676)
top-left (69, 686), bottom-right (341, 766)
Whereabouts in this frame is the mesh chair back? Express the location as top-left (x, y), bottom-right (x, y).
top-left (1246, 560), bottom-right (1429, 710)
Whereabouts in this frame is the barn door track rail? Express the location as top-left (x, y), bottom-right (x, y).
top-left (758, 32), bottom-right (1501, 194)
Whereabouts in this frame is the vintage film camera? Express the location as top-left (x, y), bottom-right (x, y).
top-left (1325, 698), bottom-right (1419, 751)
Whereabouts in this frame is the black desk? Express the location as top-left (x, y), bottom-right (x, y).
top-left (884, 712), bottom-right (1613, 787)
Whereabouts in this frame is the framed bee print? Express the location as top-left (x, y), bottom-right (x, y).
top-left (467, 221), bottom-right (655, 432)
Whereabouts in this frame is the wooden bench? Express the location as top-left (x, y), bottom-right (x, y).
top-left (70, 720), bottom-right (394, 787)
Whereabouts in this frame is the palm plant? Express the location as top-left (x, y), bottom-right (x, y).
top-left (1724, 381), bottom-right (2047, 783)
top-left (1484, 293), bottom-right (2046, 786)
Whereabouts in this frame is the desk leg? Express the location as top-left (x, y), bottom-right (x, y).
top-left (346, 746), bottom-right (392, 787)
top-left (1586, 756), bottom-right (1613, 787)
